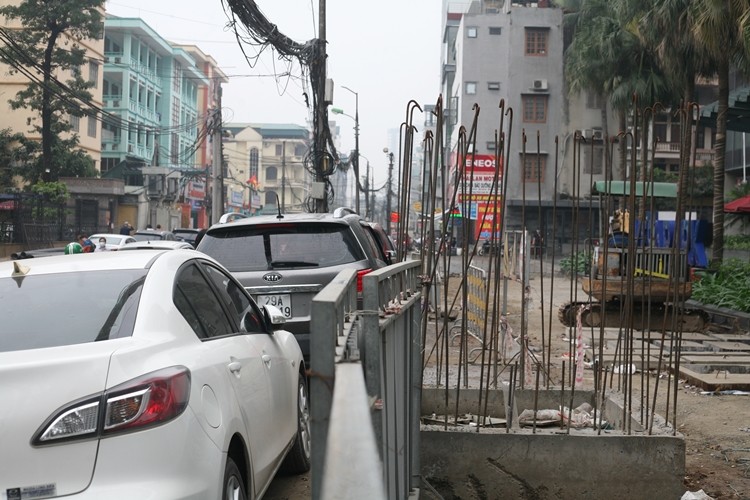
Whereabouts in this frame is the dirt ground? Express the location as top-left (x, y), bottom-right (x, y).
top-left (423, 257), bottom-right (750, 500)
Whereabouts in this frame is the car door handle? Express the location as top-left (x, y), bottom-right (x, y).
top-left (227, 361), bottom-right (242, 374)
top-left (261, 354), bottom-right (271, 366)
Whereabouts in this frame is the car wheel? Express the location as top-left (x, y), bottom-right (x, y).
top-left (223, 457), bottom-right (247, 500)
top-left (281, 374), bottom-right (312, 473)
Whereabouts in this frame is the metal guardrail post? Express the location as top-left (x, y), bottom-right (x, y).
top-left (320, 364), bottom-right (386, 499)
top-left (310, 268), bottom-right (357, 500)
top-left (362, 260), bottom-right (422, 500)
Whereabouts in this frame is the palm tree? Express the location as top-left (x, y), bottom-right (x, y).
top-left (690, 0), bottom-right (750, 263)
top-left (564, 0), bottom-right (671, 183)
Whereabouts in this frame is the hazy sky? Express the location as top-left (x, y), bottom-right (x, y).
top-left (105, 0), bottom-right (443, 184)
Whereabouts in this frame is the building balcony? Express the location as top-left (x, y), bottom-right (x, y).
top-left (654, 142), bottom-right (714, 163)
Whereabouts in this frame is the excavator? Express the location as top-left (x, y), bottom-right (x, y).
top-left (558, 181), bottom-right (710, 332)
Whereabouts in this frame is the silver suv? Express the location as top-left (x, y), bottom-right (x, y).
top-left (196, 209), bottom-right (388, 360)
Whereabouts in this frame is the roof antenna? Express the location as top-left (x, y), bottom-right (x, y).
top-left (275, 193), bottom-right (284, 219)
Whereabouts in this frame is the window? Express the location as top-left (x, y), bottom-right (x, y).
top-left (486, 141), bottom-right (497, 151)
top-left (275, 144), bottom-right (283, 156)
top-left (525, 28), bottom-right (548, 56)
top-left (70, 115), bottom-right (80, 133)
top-left (584, 147), bottom-right (604, 175)
top-left (465, 82), bottom-right (477, 95)
top-left (489, 27), bottom-right (502, 35)
top-left (87, 115), bottom-right (97, 138)
top-left (173, 264), bottom-right (235, 339)
top-left (488, 81), bottom-right (500, 91)
top-left (467, 26), bottom-right (478, 38)
top-left (586, 91), bottom-right (604, 109)
top-left (522, 95), bottom-right (547, 123)
top-left (249, 147), bottom-right (259, 178)
top-left (266, 166), bottom-right (278, 181)
top-left (88, 61), bottom-right (99, 87)
top-left (200, 263), bottom-right (263, 332)
top-left (265, 191), bottom-right (277, 206)
top-left (523, 154), bottom-right (546, 183)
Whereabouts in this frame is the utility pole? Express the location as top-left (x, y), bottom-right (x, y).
top-left (369, 162), bottom-right (375, 221)
top-left (341, 86), bottom-right (360, 214)
top-left (281, 140), bottom-right (286, 212)
top-left (363, 164), bottom-right (370, 219)
top-left (314, 0), bottom-right (328, 213)
top-left (385, 151), bottom-right (394, 234)
top-left (211, 92), bottom-right (223, 224)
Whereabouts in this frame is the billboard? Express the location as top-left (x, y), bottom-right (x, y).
top-left (450, 154), bottom-right (503, 240)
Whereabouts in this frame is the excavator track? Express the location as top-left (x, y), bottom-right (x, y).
top-left (557, 300), bottom-right (709, 332)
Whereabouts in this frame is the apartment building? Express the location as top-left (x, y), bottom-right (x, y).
top-left (101, 15), bottom-right (209, 229)
top-left (442, 0), bottom-right (572, 241)
top-left (224, 123), bottom-right (311, 215)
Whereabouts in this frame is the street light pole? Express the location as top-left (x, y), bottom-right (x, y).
top-left (341, 86), bottom-right (360, 214)
top-left (385, 149), bottom-right (394, 234)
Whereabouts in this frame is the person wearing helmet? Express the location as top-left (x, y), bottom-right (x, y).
top-left (64, 242), bottom-right (83, 254)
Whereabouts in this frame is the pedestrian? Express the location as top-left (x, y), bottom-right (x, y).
top-left (78, 234), bottom-right (95, 253)
top-left (95, 236), bottom-right (110, 252)
top-left (120, 221), bottom-right (132, 235)
top-left (64, 242), bottom-right (83, 255)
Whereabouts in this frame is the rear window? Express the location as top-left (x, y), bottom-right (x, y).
top-left (0, 270), bottom-right (147, 352)
top-left (133, 232), bottom-right (162, 241)
top-left (199, 222), bottom-right (366, 272)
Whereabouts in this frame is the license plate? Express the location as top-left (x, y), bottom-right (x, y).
top-left (256, 294), bottom-right (292, 318)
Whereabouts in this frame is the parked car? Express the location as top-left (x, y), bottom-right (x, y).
top-left (196, 208), bottom-right (388, 360)
top-left (89, 233), bottom-right (137, 251)
top-left (365, 221), bottom-right (396, 264)
top-left (132, 229), bottom-right (176, 242)
top-left (120, 240), bottom-right (195, 251)
top-left (218, 212), bottom-right (249, 224)
top-left (0, 250), bottom-right (310, 499)
top-left (172, 228), bottom-right (203, 248)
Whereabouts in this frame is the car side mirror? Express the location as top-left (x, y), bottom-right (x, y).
top-left (262, 304), bottom-right (286, 331)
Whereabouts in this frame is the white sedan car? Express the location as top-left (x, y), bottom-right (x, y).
top-left (88, 233), bottom-right (137, 250)
top-left (0, 250), bottom-right (310, 499)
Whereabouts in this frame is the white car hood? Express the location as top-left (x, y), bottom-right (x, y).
top-left (0, 340), bottom-right (121, 497)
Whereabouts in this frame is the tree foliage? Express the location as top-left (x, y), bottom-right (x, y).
top-left (0, 128), bottom-right (34, 188)
top-left (0, 0), bottom-right (104, 182)
top-left (564, 0), bottom-right (750, 264)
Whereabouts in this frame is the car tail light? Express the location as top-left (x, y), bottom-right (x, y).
top-left (33, 366), bottom-right (191, 445)
top-left (356, 268), bottom-right (372, 293)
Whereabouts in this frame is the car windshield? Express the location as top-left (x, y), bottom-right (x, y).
top-left (199, 223), bottom-right (365, 272)
top-left (0, 269), bottom-right (147, 352)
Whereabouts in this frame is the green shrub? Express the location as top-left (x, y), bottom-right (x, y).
top-left (559, 251), bottom-right (591, 276)
top-left (692, 259), bottom-right (750, 313)
top-left (725, 234), bottom-right (750, 250)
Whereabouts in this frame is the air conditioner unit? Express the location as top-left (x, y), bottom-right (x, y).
top-left (114, 57), bottom-right (121, 64)
top-left (112, 100), bottom-right (120, 108)
top-left (532, 79), bottom-right (548, 91)
top-left (592, 128), bottom-right (604, 141)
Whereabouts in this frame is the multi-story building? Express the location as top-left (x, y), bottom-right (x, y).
top-left (441, 1), bottom-right (722, 246)
top-left (174, 44), bottom-right (228, 228)
top-left (222, 124), bottom-right (263, 216)
top-left (442, 0), bottom-right (570, 242)
top-left (224, 123), bottom-right (311, 215)
top-left (101, 15), bottom-right (209, 230)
